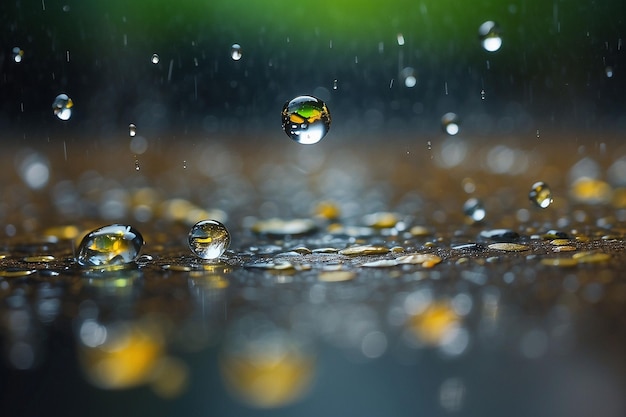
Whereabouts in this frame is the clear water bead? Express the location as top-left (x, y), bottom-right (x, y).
top-left (463, 198), bottom-right (486, 222)
top-left (478, 21), bottom-right (502, 52)
top-left (400, 67), bottom-right (417, 88)
top-left (529, 181), bottom-right (553, 209)
top-left (151, 53), bottom-right (160, 64)
top-left (52, 94), bottom-right (73, 120)
top-left (231, 44), bottom-right (242, 61)
top-left (188, 220), bottom-right (231, 260)
top-left (441, 113), bottom-right (460, 135)
top-left (12, 47), bottom-right (24, 63)
top-left (76, 224), bottom-right (144, 267)
top-left (129, 123), bottom-right (137, 137)
top-left (281, 95), bottom-right (331, 145)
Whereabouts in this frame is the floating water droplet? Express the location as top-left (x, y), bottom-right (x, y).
top-left (281, 95), bottom-right (331, 145)
top-left (134, 159), bottom-right (140, 171)
top-left (188, 220), bottom-right (231, 260)
top-left (397, 33), bottom-right (405, 46)
top-left (480, 89), bottom-right (486, 100)
top-left (129, 124), bottom-right (137, 137)
top-left (183, 160), bottom-right (187, 169)
top-left (151, 53), bottom-right (160, 64)
top-left (76, 224), bottom-right (144, 267)
top-left (441, 112), bottom-right (460, 135)
top-left (605, 66), bottom-right (614, 78)
top-left (463, 198), bottom-right (486, 222)
top-left (529, 181), bottom-right (553, 209)
top-left (230, 44), bottom-right (242, 61)
top-left (400, 67), bottom-right (417, 88)
top-left (478, 21), bottom-right (502, 52)
top-left (332, 79), bottom-right (338, 90)
top-left (52, 93), bottom-right (73, 120)
top-left (12, 47), bottom-right (24, 63)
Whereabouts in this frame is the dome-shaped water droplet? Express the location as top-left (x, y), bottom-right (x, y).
top-left (441, 113), bottom-right (460, 135)
top-left (478, 21), bottom-right (502, 52)
top-left (151, 53), bottom-right (160, 64)
top-left (231, 44), bottom-right (242, 61)
top-left (281, 95), bottom-right (331, 145)
top-left (52, 93), bottom-right (73, 120)
top-left (76, 224), bottom-right (144, 267)
top-left (188, 220), bottom-right (231, 260)
top-left (529, 181), bottom-right (553, 209)
top-left (463, 198), bottom-right (486, 222)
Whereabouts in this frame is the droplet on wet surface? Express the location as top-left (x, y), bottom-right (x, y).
top-left (463, 198), bottom-right (486, 222)
top-left (188, 220), bottom-right (231, 261)
top-left (230, 44), bottom-right (242, 61)
top-left (76, 224), bottom-right (144, 267)
top-left (441, 113), bottom-right (460, 135)
top-left (281, 96), bottom-right (331, 144)
top-left (52, 94), bottom-right (73, 121)
top-left (479, 229), bottom-right (520, 242)
top-left (529, 181), bottom-right (553, 209)
top-left (478, 21), bottom-right (502, 52)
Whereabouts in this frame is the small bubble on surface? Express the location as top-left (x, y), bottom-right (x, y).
top-left (529, 181), bottom-right (553, 209)
top-left (52, 94), bottom-right (73, 120)
top-left (478, 21), bottom-right (502, 52)
top-left (76, 224), bottom-right (144, 267)
top-left (188, 220), bottom-right (231, 260)
top-left (463, 198), bottom-right (486, 222)
top-left (230, 44), bottom-right (242, 60)
top-left (281, 95), bottom-right (331, 145)
top-left (151, 53), bottom-right (160, 64)
top-left (441, 112), bottom-right (460, 135)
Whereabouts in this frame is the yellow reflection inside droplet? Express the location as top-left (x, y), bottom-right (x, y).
top-left (407, 302), bottom-right (459, 346)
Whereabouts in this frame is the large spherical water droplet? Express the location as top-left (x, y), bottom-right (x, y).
top-left (231, 44), bottom-right (242, 61)
top-left (529, 181), bottom-right (553, 209)
top-left (281, 95), bottom-right (331, 145)
top-left (441, 113), bottom-right (460, 135)
top-left (478, 21), bottom-right (502, 52)
top-left (151, 53), bottom-right (160, 64)
top-left (52, 93), bottom-right (73, 121)
top-left (76, 224), bottom-right (144, 267)
top-left (188, 220), bottom-right (231, 260)
top-left (463, 198), bottom-right (486, 222)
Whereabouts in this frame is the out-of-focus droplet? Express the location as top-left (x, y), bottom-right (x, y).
top-left (397, 33), bottom-right (405, 46)
top-left (12, 47), bottom-right (24, 63)
top-left (529, 181), bottom-right (553, 209)
top-left (332, 79), bottom-right (338, 90)
top-left (400, 67), bottom-right (417, 88)
top-left (281, 95), bottom-right (331, 145)
top-left (129, 124), bottom-right (137, 137)
top-left (478, 21), bottom-right (502, 52)
top-left (605, 66), bottom-right (614, 78)
top-left (52, 93), bottom-right (73, 120)
top-left (441, 112), bottom-right (460, 135)
top-left (76, 224), bottom-right (144, 267)
top-left (16, 150), bottom-right (50, 190)
top-left (463, 198), bottom-right (486, 222)
top-left (480, 89), bottom-right (486, 100)
top-left (188, 220), bottom-right (231, 260)
top-left (151, 53), bottom-right (160, 64)
top-left (231, 44), bottom-right (242, 61)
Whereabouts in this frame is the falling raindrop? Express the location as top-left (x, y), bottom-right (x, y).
top-left (463, 198), bottom-right (486, 222)
top-left (529, 181), bottom-right (553, 209)
top-left (605, 66), bottom-right (614, 78)
top-left (188, 220), bottom-right (231, 260)
top-left (441, 113), bottom-right (460, 135)
top-left (333, 79), bottom-right (338, 90)
top-left (281, 95), bottom-right (331, 145)
top-left (12, 47), bottom-right (24, 63)
top-left (76, 224), bottom-right (144, 267)
top-left (230, 44), bottom-right (242, 61)
top-left (400, 67), bottom-right (417, 88)
top-left (478, 21), bottom-right (502, 52)
top-left (52, 93), bottom-right (73, 120)
top-left (480, 89), bottom-right (486, 100)
top-left (151, 53), bottom-right (160, 64)
top-left (129, 124), bottom-right (137, 137)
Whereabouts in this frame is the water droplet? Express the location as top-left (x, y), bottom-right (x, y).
top-left (134, 159), bottom-right (140, 171)
top-left (605, 66), bottom-right (614, 78)
top-left (332, 79), bottom-right (338, 90)
top-left (281, 95), bottom-right (331, 145)
top-left (427, 140), bottom-right (432, 150)
top-left (400, 67), bottom-right (417, 88)
top-left (441, 112), bottom-right (460, 135)
top-left (463, 198), bottom-right (486, 222)
top-left (52, 93), bottom-right (73, 120)
top-left (151, 53), bottom-right (160, 64)
top-left (76, 224), bottom-right (144, 267)
top-left (529, 181), bottom-right (553, 209)
top-left (480, 89), bottom-right (486, 100)
top-left (397, 33), bottom-right (405, 46)
top-left (188, 220), bottom-right (231, 260)
top-left (129, 124), bottom-right (137, 137)
top-left (478, 21), bottom-right (502, 52)
top-left (183, 160), bottom-right (187, 169)
top-left (230, 44), bottom-right (242, 61)
top-left (12, 47), bottom-right (24, 63)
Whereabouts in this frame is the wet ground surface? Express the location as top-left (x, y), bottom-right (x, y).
top-left (1, 135), bottom-right (625, 417)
